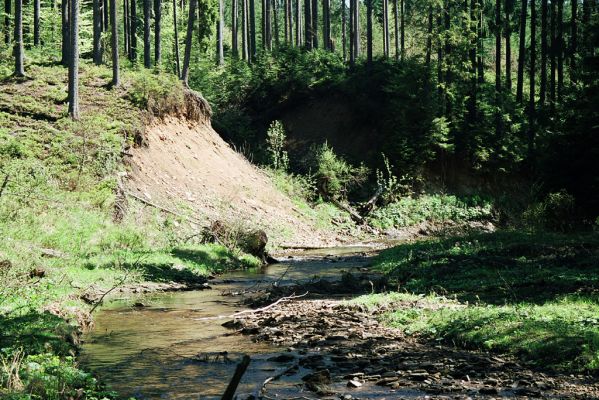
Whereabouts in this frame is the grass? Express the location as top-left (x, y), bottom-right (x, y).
top-left (0, 59), bottom-right (260, 399)
top-left (364, 230), bottom-right (599, 374)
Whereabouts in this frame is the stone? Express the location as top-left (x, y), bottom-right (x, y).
top-left (347, 379), bottom-right (362, 388)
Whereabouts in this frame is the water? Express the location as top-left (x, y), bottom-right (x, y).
top-left (80, 246), bottom-right (397, 399)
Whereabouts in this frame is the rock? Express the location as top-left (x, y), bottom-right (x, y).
top-left (347, 379), bottom-right (362, 388)
top-left (479, 387), bottom-right (499, 395)
top-left (268, 354), bottom-right (295, 362)
top-left (376, 377), bottom-right (399, 386)
top-left (29, 267), bottom-right (46, 278)
top-left (302, 369), bottom-right (331, 385)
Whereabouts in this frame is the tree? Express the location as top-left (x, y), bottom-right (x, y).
top-left (68, 0), bottom-right (80, 119)
top-left (217, 0), bottom-right (223, 64)
top-left (110, 0), bottom-right (119, 86)
top-left (232, 0), bottom-right (238, 56)
top-left (61, 0), bottom-right (70, 66)
top-left (13, 0), bottom-right (24, 76)
top-left (181, 0), bottom-right (197, 85)
top-left (33, 0), bottom-right (40, 45)
top-left (143, 0), bottom-right (151, 67)
top-left (130, 0), bottom-right (137, 61)
top-left (242, 0), bottom-right (248, 58)
top-left (366, 0), bottom-right (372, 63)
top-left (550, 0), bottom-right (555, 110)
top-left (495, 0), bottom-right (501, 96)
top-left (93, 0), bottom-right (103, 64)
top-left (124, 0), bottom-right (130, 56)
top-left (311, 0), bottom-right (317, 47)
top-left (295, 0), bottom-right (300, 46)
top-left (570, 0), bottom-right (576, 69)
top-left (400, 0), bottom-right (404, 60)
top-left (173, 0), bottom-right (180, 76)
top-left (516, 0), bottom-right (527, 102)
top-left (249, 0), bottom-right (256, 58)
top-left (155, 0), bottom-right (162, 66)
top-left (505, 0), bottom-right (513, 91)
top-left (540, 0), bottom-right (548, 105)
top-left (304, 0), bottom-right (311, 49)
top-left (394, 0), bottom-right (400, 60)
top-left (382, 0), bottom-right (389, 57)
top-left (342, 0), bottom-right (346, 58)
top-left (528, 0), bottom-right (536, 159)
top-left (557, 0), bottom-right (563, 101)
top-left (4, 0), bottom-right (10, 44)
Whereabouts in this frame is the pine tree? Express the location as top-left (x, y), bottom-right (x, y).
top-left (181, 0), bottom-right (196, 85)
top-left (93, 0), bottom-right (103, 64)
top-left (14, 0), bottom-right (24, 76)
top-left (110, 0), bottom-right (119, 86)
top-left (540, 0), bottom-right (547, 105)
top-left (232, 0), bottom-right (238, 56)
top-left (155, 0), bottom-right (162, 66)
top-left (33, 0), bottom-right (40, 45)
top-left (143, 0), bottom-right (151, 67)
top-left (61, 0), bottom-right (70, 66)
top-left (4, 0), bottom-right (10, 44)
top-left (516, 0), bottom-right (526, 102)
top-left (217, 0), bottom-right (224, 64)
top-left (68, 0), bottom-right (79, 119)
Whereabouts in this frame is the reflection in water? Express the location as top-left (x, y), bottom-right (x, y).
top-left (80, 247), bottom-right (402, 399)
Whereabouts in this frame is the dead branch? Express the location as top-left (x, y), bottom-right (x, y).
top-left (221, 354), bottom-right (251, 400)
top-left (125, 191), bottom-right (203, 224)
top-left (194, 292), bottom-right (309, 321)
top-left (330, 198), bottom-right (364, 224)
top-left (259, 363), bottom-right (299, 397)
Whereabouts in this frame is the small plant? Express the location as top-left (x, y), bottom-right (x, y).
top-left (375, 153), bottom-right (412, 204)
top-left (265, 120), bottom-right (289, 171)
top-left (312, 142), bottom-right (369, 200)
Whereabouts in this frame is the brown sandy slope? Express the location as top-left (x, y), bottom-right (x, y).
top-left (125, 116), bottom-right (343, 248)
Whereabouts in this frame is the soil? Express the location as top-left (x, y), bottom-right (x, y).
top-left (227, 275), bottom-right (599, 399)
top-left (125, 117), bottom-right (350, 248)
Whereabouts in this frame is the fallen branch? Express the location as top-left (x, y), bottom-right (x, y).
top-left (194, 292), bottom-right (309, 321)
top-left (125, 191), bottom-right (203, 224)
top-left (221, 354), bottom-right (250, 400)
top-left (259, 363), bottom-right (299, 397)
top-left (330, 198), bottom-right (364, 224)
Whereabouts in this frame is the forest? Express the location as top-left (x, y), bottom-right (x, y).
top-left (0, 0), bottom-right (598, 397)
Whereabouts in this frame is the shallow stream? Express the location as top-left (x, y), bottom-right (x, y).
top-left (80, 246), bottom-right (396, 399)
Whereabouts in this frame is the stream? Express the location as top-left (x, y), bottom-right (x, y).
top-left (80, 246), bottom-right (393, 399)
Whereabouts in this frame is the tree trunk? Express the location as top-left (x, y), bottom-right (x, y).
top-left (61, 0), bottom-right (70, 66)
top-left (250, 0), bottom-right (257, 57)
top-left (130, 0), bottom-right (137, 61)
top-left (323, 0), bottom-right (330, 49)
top-left (217, 0), bottom-right (223, 64)
top-left (550, 0), bottom-right (555, 111)
top-left (181, 0), bottom-right (196, 85)
top-left (342, 0), bottom-right (346, 59)
top-left (103, 0), bottom-right (109, 31)
top-left (124, 0), bottom-right (130, 56)
top-left (265, 0), bottom-right (271, 49)
top-left (400, 0), bottom-right (404, 60)
top-left (366, 0), bottom-right (372, 63)
top-left (540, 0), bottom-right (547, 105)
top-left (14, 0), bottom-right (24, 76)
top-left (477, 3), bottom-right (484, 83)
top-left (155, 0), bottom-right (161, 66)
top-left (425, 4), bottom-right (431, 65)
top-left (33, 0), bottom-right (40, 45)
top-left (304, 0), bottom-right (312, 50)
top-left (68, 0), bottom-right (79, 119)
top-left (570, 0), bottom-right (576, 69)
top-left (516, 0), bottom-right (526, 102)
top-left (273, 0), bottom-right (279, 47)
top-left (505, 0), bottom-right (512, 91)
top-left (93, 0), bottom-right (102, 64)
top-left (4, 0), bottom-right (10, 44)
top-left (444, 0), bottom-right (451, 116)
top-left (557, 0), bottom-right (563, 101)
top-left (354, 0), bottom-right (359, 57)
top-left (349, 0), bottom-right (354, 63)
top-left (242, 0), bottom-right (248, 58)
top-left (143, 0), bottom-right (151, 67)
top-left (528, 0), bottom-right (536, 160)
top-left (173, 0), bottom-right (180, 76)
top-left (311, 0), bottom-right (317, 47)
top-left (382, 0), bottom-right (389, 57)
top-left (110, 0), bottom-right (119, 86)
top-left (232, 0), bottom-right (238, 56)
top-left (495, 0), bottom-right (501, 95)
top-left (295, 0), bottom-right (300, 46)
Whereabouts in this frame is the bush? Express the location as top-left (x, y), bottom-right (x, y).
top-left (127, 70), bottom-right (185, 118)
top-left (368, 194), bottom-right (493, 229)
top-left (266, 120), bottom-right (289, 171)
top-left (523, 190), bottom-right (576, 232)
top-left (310, 142), bottom-right (369, 200)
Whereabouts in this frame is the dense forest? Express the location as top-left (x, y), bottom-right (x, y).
top-left (0, 0), bottom-right (598, 397)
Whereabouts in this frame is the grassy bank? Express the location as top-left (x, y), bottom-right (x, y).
top-left (362, 231), bottom-right (599, 374)
top-left (0, 60), bottom-right (259, 399)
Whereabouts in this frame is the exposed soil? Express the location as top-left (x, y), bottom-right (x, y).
top-left (125, 117), bottom-right (349, 248)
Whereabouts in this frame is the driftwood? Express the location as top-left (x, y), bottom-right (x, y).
top-left (194, 292), bottom-right (309, 321)
top-left (361, 185), bottom-right (384, 216)
top-left (221, 355), bottom-right (250, 400)
top-left (330, 198), bottom-right (364, 223)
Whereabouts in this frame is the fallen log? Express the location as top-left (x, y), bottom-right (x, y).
top-left (194, 292), bottom-right (308, 321)
top-left (221, 355), bottom-right (250, 400)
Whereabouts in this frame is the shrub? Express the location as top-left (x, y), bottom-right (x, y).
top-left (266, 120), bottom-right (289, 171)
top-left (311, 142), bottom-right (369, 200)
top-left (523, 190), bottom-right (576, 232)
top-left (127, 70), bottom-right (185, 118)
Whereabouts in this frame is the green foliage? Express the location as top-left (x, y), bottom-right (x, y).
top-left (265, 120), bottom-right (289, 171)
top-left (368, 194), bottom-right (493, 229)
top-left (128, 70), bottom-right (186, 118)
top-left (311, 142), bottom-right (369, 200)
top-left (374, 153), bottom-right (413, 204)
top-left (522, 190), bottom-right (577, 232)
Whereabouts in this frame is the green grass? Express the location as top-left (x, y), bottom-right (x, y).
top-left (0, 60), bottom-right (260, 399)
top-left (368, 194), bottom-right (493, 230)
top-left (366, 230), bottom-right (599, 374)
